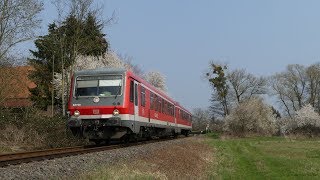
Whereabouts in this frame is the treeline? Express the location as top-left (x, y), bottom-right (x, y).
top-left (194, 62), bottom-right (320, 137)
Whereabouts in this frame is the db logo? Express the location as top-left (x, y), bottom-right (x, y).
top-left (154, 113), bottom-right (158, 118)
top-left (93, 109), bottom-right (100, 114)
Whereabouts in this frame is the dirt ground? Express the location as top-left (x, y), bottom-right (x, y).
top-left (82, 136), bottom-right (215, 179)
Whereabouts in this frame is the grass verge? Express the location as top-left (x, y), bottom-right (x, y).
top-left (207, 135), bottom-right (320, 179)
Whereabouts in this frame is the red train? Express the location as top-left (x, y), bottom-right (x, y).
top-left (67, 68), bottom-right (192, 144)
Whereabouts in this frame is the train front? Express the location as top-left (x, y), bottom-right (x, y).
top-left (67, 68), bottom-right (128, 144)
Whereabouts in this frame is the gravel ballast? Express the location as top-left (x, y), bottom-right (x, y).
top-left (0, 138), bottom-right (194, 180)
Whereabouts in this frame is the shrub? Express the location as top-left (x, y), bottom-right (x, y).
top-left (224, 97), bottom-right (277, 136)
top-left (0, 125), bottom-right (44, 148)
top-left (279, 104), bottom-right (320, 136)
top-left (295, 104), bottom-right (320, 128)
top-left (0, 107), bottom-right (87, 151)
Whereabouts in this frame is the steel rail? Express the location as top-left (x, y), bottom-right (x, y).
top-left (0, 137), bottom-right (186, 167)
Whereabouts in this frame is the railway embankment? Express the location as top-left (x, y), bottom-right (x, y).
top-left (0, 136), bottom-right (214, 179)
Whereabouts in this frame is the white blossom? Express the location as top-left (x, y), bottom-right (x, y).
top-left (294, 104), bottom-right (320, 128)
top-left (276, 104), bottom-right (320, 135)
top-left (144, 71), bottom-right (167, 92)
top-left (224, 97), bottom-right (277, 136)
top-left (73, 51), bottom-right (125, 71)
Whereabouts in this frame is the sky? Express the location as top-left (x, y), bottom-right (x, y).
top-left (25, 0), bottom-right (320, 111)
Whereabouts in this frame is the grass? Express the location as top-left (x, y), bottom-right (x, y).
top-left (80, 162), bottom-right (167, 180)
top-left (207, 135), bottom-right (320, 179)
top-left (79, 137), bottom-right (213, 180)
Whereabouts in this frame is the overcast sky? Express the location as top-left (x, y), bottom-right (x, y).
top-left (28, 0), bottom-right (320, 110)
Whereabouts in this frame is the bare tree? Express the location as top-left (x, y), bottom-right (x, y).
top-left (305, 63), bottom-right (320, 112)
top-left (209, 91), bottom-right (229, 118)
top-left (117, 53), bottom-right (144, 76)
top-left (0, 0), bottom-right (43, 63)
top-left (227, 68), bottom-right (267, 103)
top-left (270, 64), bottom-right (307, 118)
top-left (192, 108), bottom-right (211, 131)
top-left (270, 73), bottom-right (293, 118)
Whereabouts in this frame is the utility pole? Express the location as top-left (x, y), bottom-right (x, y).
top-left (61, 33), bottom-right (66, 116)
top-left (52, 54), bottom-right (55, 117)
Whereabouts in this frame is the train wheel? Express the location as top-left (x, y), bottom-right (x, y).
top-left (121, 134), bottom-right (130, 144)
top-left (92, 140), bottom-right (102, 145)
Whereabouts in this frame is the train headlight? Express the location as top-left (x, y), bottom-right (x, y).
top-left (113, 109), bottom-right (120, 116)
top-left (74, 110), bottom-right (80, 117)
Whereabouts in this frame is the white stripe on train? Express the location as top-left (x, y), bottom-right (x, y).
top-left (75, 114), bottom-right (192, 129)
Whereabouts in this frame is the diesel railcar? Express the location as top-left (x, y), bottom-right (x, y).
top-left (67, 68), bottom-right (192, 144)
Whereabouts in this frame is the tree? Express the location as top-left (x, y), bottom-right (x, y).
top-left (29, 11), bottom-right (107, 110)
top-left (118, 53), bottom-right (144, 76)
top-left (144, 71), bottom-right (167, 92)
top-left (207, 62), bottom-right (229, 116)
top-left (270, 64), bottom-right (307, 117)
top-left (305, 63), bottom-right (320, 112)
top-left (192, 108), bottom-right (211, 131)
top-left (0, 0), bottom-right (43, 64)
top-left (227, 69), bottom-right (267, 103)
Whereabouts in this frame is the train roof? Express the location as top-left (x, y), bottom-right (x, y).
top-left (74, 68), bottom-right (127, 76)
top-left (126, 70), bottom-right (192, 115)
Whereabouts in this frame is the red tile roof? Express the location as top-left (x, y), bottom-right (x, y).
top-left (0, 66), bottom-right (36, 108)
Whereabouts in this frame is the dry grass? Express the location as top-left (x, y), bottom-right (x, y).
top-left (81, 137), bottom-right (215, 180)
top-left (0, 109), bottom-right (88, 153)
top-left (0, 125), bottom-right (45, 153)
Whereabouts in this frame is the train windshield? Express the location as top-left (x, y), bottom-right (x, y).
top-left (75, 75), bottom-right (123, 97)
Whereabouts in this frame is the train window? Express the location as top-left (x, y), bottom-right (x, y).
top-left (76, 75), bottom-right (122, 97)
top-left (154, 95), bottom-right (158, 111)
top-left (166, 100), bottom-right (168, 114)
top-left (162, 99), bottom-right (164, 113)
top-left (169, 104), bottom-right (173, 116)
top-left (141, 87), bottom-right (146, 107)
top-left (158, 97), bottom-right (162, 112)
top-left (134, 84), bottom-right (138, 106)
top-left (172, 105), bottom-right (175, 116)
top-left (130, 81), bottom-right (134, 102)
top-left (152, 94), bottom-right (155, 110)
top-left (150, 93), bottom-right (153, 110)
top-left (153, 94), bottom-right (156, 110)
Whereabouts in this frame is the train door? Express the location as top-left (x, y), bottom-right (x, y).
top-left (133, 81), bottom-right (139, 132)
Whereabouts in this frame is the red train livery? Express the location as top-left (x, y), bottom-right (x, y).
top-left (67, 68), bottom-right (192, 144)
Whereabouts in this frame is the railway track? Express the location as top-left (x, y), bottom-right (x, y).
top-left (0, 137), bottom-right (185, 167)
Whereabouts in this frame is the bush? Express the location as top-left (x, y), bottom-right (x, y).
top-left (0, 107), bottom-right (87, 151)
top-left (279, 104), bottom-right (320, 137)
top-left (223, 97), bottom-right (277, 136)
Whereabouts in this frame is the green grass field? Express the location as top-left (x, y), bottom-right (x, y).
top-left (208, 135), bottom-right (320, 179)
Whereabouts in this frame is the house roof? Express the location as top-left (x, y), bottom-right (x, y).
top-left (0, 66), bottom-right (36, 107)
